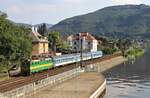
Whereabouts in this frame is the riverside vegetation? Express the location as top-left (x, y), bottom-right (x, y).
top-left (125, 47), bottom-right (145, 59)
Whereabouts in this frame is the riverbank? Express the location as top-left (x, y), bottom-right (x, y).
top-left (125, 48), bottom-right (145, 59)
top-left (26, 55), bottom-right (126, 98)
top-left (89, 56), bottom-right (127, 73)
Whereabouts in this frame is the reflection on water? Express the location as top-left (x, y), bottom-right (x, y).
top-left (103, 49), bottom-right (150, 98)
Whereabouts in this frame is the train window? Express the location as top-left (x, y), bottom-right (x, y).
top-left (57, 60), bottom-right (59, 63)
top-left (74, 41), bottom-right (77, 45)
top-left (56, 60), bottom-right (58, 63)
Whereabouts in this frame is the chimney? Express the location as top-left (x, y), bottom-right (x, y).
top-left (35, 27), bottom-right (38, 32)
top-left (79, 32), bottom-right (82, 37)
top-left (86, 32), bottom-right (88, 36)
top-left (32, 27), bottom-right (35, 32)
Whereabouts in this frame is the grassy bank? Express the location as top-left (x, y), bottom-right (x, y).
top-left (0, 76), bottom-right (9, 81)
top-left (125, 48), bottom-right (144, 59)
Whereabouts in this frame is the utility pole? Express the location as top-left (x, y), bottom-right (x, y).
top-left (80, 39), bottom-right (83, 68)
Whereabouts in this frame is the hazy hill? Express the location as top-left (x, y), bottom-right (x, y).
top-left (14, 23), bottom-right (53, 29)
top-left (50, 4), bottom-right (150, 38)
top-left (34, 23), bottom-right (53, 29)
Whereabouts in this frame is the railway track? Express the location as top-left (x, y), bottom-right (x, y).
top-left (0, 63), bottom-right (77, 93)
top-left (0, 53), bottom-right (121, 93)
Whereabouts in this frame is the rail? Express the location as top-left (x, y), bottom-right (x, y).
top-left (0, 67), bottom-right (83, 98)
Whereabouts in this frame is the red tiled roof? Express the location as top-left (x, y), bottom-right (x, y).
top-left (68, 32), bottom-right (97, 42)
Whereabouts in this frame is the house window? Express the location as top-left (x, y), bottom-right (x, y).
top-left (74, 47), bottom-right (76, 50)
top-left (74, 41), bottom-right (77, 45)
top-left (88, 42), bottom-right (90, 45)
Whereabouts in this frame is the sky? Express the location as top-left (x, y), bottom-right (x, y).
top-left (0, 0), bottom-right (149, 24)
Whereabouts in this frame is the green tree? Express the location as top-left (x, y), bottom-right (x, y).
top-left (0, 12), bottom-right (32, 77)
top-left (0, 11), bottom-right (7, 18)
top-left (47, 31), bottom-right (62, 52)
top-left (38, 23), bottom-right (48, 36)
top-left (117, 39), bottom-right (131, 56)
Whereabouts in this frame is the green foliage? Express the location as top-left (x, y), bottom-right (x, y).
top-left (117, 39), bottom-right (132, 56)
top-left (60, 41), bottom-right (70, 49)
top-left (48, 31), bottom-right (69, 52)
top-left (125, 48), bottom-right (144, 58)
top-left (102, 48), bottom-right (117, 55)
top-left (38, 23), bottom-right (48, 36)
top-left (0, 11), bottom-right (7, 19)
top-left (50, 4), bottom-right (150, 38)
top-left (0, 12), bottom-right (32, 74)
top-left (48, 31), bottom-right (62, 52)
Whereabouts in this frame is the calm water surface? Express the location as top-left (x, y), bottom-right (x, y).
top-left (103, 49), bottom-right (150, 98)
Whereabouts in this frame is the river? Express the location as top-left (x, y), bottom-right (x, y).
top-left (103, 49), bottom-right (150, 98)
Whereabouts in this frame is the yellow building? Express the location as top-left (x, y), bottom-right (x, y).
top-left (29, 27), bottom-right (49, 56)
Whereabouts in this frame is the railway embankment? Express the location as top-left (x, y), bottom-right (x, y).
top-left (0, 54), bottom-right (127, 98)
top-left (25, 55), bottom-right (127, 98)
top-left (90, 56), bottom-right (127, 73)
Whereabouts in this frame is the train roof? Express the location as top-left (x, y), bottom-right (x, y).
top-left (52, 51), bottom-right (102, 59)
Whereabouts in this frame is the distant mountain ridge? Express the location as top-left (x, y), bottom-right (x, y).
top-left (14, 22), bottom-right (53, 29)
top-left (50, 4), bottom-right (150, 38)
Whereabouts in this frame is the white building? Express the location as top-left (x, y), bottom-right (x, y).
top-left (67, 32), bottom-right (98, 52)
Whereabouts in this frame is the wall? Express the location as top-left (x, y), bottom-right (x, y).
top-left (32, 42), bottom-right (49, 55)
top-left (88, 56), bottom-right (127, 73)
top-left (0, 68), bottom-right (83, 98)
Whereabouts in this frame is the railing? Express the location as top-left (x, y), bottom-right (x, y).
top-left (89, 79), bottom-right (106, 98)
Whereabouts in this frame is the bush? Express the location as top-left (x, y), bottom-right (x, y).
top-left (102, 48), bottom-right (117, 55)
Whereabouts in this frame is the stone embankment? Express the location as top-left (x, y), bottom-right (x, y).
top-left (27, 55), bottom-right (127, 98)
top-left (91, 56), bottom-right (127, 72)
top-left (27, 72), bottom-right (106, 98)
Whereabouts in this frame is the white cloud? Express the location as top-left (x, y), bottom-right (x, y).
top-left (112, 0), bottom-right (143, 4)
top-left (0, 0), bottom-right (146, 24)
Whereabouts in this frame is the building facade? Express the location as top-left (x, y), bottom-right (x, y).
top-left (29, 27), bottom-right (49, 56)
top-left (67, 32), bottom-right (98, 52)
